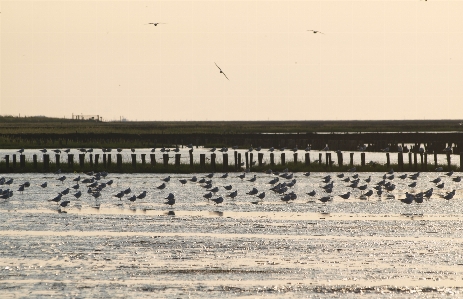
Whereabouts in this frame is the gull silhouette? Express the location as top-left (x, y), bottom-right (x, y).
top-left (147, 22), bottom-right (166, 26)
top-left (215, 62), bottom-right (229, 80)
top-left (307, 30), bottom-right (324, 34)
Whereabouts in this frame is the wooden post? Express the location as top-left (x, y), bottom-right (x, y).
top-left (5, 155), bottom-right (9, 169)
top-left (107, 154), bottom-right (112, 167)
top-left (95, 154), bottom-right (99, 167)
top-left (189, 151), bottom-right (193, 167)
top-left (305, 153), bottom-right (310, 166)
top-left (413, 152), bottom-right (418, 170)
top-left (103, 154), bottom-right (107, 167)
top-left (337, 152), bottom-right (343, 166)
top-left (150, 154), bottom-right (156, 166)
top-left (350, 153), bottom-right (354, 166)
top-left (163, 154), bottom-right (169, 168)
top-left (55, 154), bottom-right (60, 169)
top-left (258, 153), bottom-right (263, 166)
top-left (294, 153), bottom-right (298, 164)
top-left (175, 154), bottom-right (181, 167)
top-left (12, 154), bottom-right (16, 168)
top-left (20, 155), bottom-right (25, 168)
top-left (223, 153), bottom-right (228, 171)
top-left (238, 153), bottom-right (242, 170)
top-left (419, 153), bottom-right (424, 170)
top-left (270, 153), bottom-right (275, 166)
top-left (33, 154), bottom-right (38, 169)
top-left (141, 154), bottom-right (146, 165)
top-left (200, 154), bottom-right (205, 168)
top-left (325, 153), bottom-right (329, 166)
top-left (398, 152), bottom-right (403, 171)
top-left (386, 153), bottom-right (390, 168)
top-left (79, 154), bottom-right (85, 168)
top-left (281, 153), bottom-right (286, 165)
top-left (460, 152), bottom-right (463, 171)
top-left (116, 154), bottom-right (122, 168)
top-left (89, 154), bottom-right (93, 167)
top-left (44, 154), bottom-right (50, 171)
top-left (408, 152), bottom-right (413, 170)
top-left (434, 152), bottom-right (438, 168)
top-left (446, 152), bottom-right (451, 171)
top-left (245, 152), bottom-right (249, 169)
top-left (424, 153), bottom-right (428, 170)
top-left (211, 153), bottom-right (216, 171)
top-left (249, 153), bottom-right (253, 169)
top-left (318, 153), bottom-right (322, 165)
top-left (131, 154), bottom-right (136, 168)
top-left (68, 154), bottom-right (74, 168)
top-left (234, 151), bottom-right (238, 170)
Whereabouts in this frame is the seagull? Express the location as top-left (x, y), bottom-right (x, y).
top-left (189, 176), bottom-right (198, 182)
top-left (215, 62), bottom-right (229, 80)
top-left (164, 197), bottom-right (175, 206)
top-left (257, 192), bottom-right (266, 200)
top-left (114, 191), bottom-right (124, 199)
top-left (307, 30), bottom-right (324, 34)
top-left (123, 187), bottom-right (131, 194)
top-left (339, 192), bottom-right (351, 199)
top-left (73, 176), bottom-right (81, 182)
top-left (248, 175), bottom-right (257, 182)
top-left (40, 182), bottom-right (48, 188)
top-left (17, 148), bottom-right (24, 154)
top-left (157, 183), bottom-right (166, 190)
top-left (57, 176), bottom-right (66, 183)
top-left (307, 190), bottom-right (316, 197)
top-left (73, 191), bottom-right (82, 198)
top-left (318, 196), bottom-right (331, 203)
top-left (211, 196), bottom-right (224, 205)
top-left (137, 191), bottom-right (147, 199)
top-left (60, 200), bottom-right (70, 208)
top-left (39, 149), bottom-right (47, 153)
top-left (364, 190), bottom-right (373, 200)
top-left (165, 193), bottom-right (175, 200)
top-left (247, 188), bottom-right (259, 195)
top-left (179, 179), bottom-right (187, 186)
top-left (203, 192), bottom-right (213, 200)
top-left (147, 22), bottom-right (166, 26)
top-left (127, 195), bottom-right (137, 202)
top-left (162, 176), bottom-right (171, 182)
top-left (224, 185), bottom-right (233, 190)
top-left (227, 190), bottom-right (238, 199)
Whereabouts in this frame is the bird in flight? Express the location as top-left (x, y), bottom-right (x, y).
top-left (147, 22), bottom-right (166, 26)
top-left (307, 30), bottom-right (324, 34)
top-left (215, 62), bottom-right (229, 80)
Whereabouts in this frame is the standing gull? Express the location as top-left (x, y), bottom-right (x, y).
top-left (215, 62), bottom-right (229, 80)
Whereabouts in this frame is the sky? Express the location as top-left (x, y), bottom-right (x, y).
top-left (1, 0), bottom-right (463, 121)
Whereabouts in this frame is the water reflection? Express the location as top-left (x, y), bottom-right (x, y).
top-left (209, 211), bottom-right (224, 217)
top-left (166, 211), bottom-right (175, 216)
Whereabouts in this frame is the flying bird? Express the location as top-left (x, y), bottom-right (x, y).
top-left (215, 62), bottom-right (229, 80)
top-left (147, 22), bottom-right (166, 26)
top-left (307, 30), bottom-right (324, 34)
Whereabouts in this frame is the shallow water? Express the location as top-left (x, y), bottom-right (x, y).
top-left (1, 171), bottom-right (463, 298)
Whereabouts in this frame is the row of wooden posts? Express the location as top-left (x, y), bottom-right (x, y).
top-left (1, 151), bottom-right (459, 172)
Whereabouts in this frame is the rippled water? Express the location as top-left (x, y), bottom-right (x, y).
top-left (1, 147), bottom-right (460, 167)
top-left (1, 171), bottom-right (463, 298)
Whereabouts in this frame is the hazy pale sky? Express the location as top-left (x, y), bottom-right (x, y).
top-left (1, 0), bottom-right (463, 121)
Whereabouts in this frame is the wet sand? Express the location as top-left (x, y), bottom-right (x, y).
top-left (1, 172), bottom-right (463, 298)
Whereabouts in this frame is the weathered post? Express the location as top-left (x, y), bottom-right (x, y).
top-left (79, 154), bottom-right (85, 168)
top-left (337, 152), bottom-right (343, 166)
top-left (131, 154), bottom-right (136, 168)
top-left (319, 153), bottom-right (322, 165)
top-left (211, 153), bottom-right (216, 171)
top-left (408, 152), bottom-right (412, 170)
top-left (163, 154), bottom-right (169, 168)
top-left (398, 152), bottom-right (403, 171)
top-left (245, 152), bottom-right (249, 169)
top-left (460, 152), bottom-right (463, 171)
top-left (12, 154), bottom-right (16, 168)
top-left (55, 154), bottom-right (60, 169)
top-left (107, 154), bottom-right (112, 167)
top-left (103, 154), bottom-right (107, 167)
top-left (175, 154), bottom-right (181, 167)
top-left (433, 152), bottom-right (438, 168)
top-left (386, 153), bottom-right (390, 169)
top-left (419, 152), bottom-right (424, 169)
top-left (89, 154), bottom-right (93, 167)
top-left (258, 153), bottom-right (263, 166)
top-left (116, 154), bottom-right (122, 168)
top-left (234, 151), bottom-right (238, 171)
top-left (95, 154), bottom-right (99, 167)
top-left (294, 153), bottom-right (298, 164)
top-left (223, 153), bottom-right (228, 171)
top-left (141, 154), bottom-right (146, 165)
top-left (68, 154), bottom-right (74, 168)
top-left (249, 153), bottom-right (253, 169)
top-left (200, 154), bottom-right (205, 168)
top-left (305, 153), bottom-right (310, 166)
top-left (238, 153), bottom-right (242, 170)
top-left (325, 153), bottom-right (329, 166)
top-left (281, 153), bottom-right (286, 165)
top-left (5, 155), bottom-right (9, 170)
top-left (44, 154), bottom-right (50, 171)
top-left (413, 152), bottom-right (418, 170)
top-left (446, 152), bottom-right (451, 171)
top-left (189, 151), bottom-right (193, 167)
top-left (270, 153), bottom-right (275, 166)
top-left (350, 153), bottom-right (354, 166)
top-left (361, 152), bottom-right (365, 167)
top-left (150, 154), bottom-right (156, 166)
top-left (20, 155), bottom-right (25, 168)
top-left (33, 154), bottom-right (38, 169)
